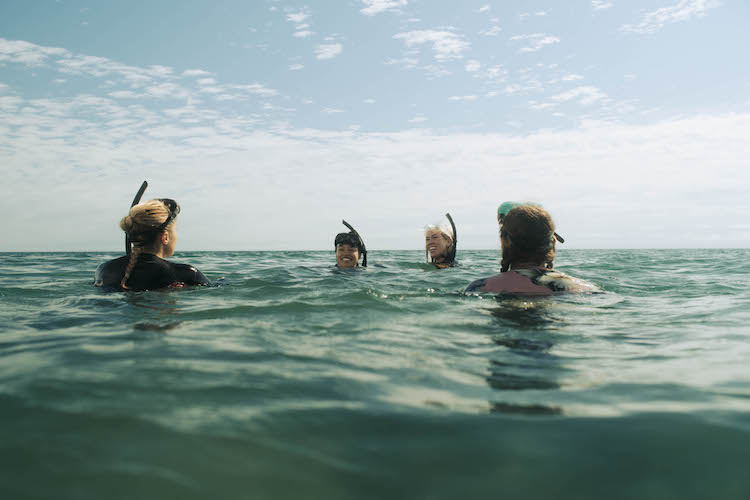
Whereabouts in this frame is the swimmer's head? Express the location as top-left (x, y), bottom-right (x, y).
top-left (424, 220), bottom-right (454, 264)
top-left (120, 198), bottom-right (180, 251)
top-left (119, 198), bottom-right (180, 288)
top-left (498, 201), bottom-right (564, 244)
top-left (499, 204), bottom-right (556, 272)
top-left (334, 220), bottom-right (367, 268)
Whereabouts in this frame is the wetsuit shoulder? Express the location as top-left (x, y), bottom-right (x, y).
top-left (465, 277), bottom-right (488, 293)
top-left (473, 271), bottom-right (553, 296)
top-left (94, 256), bottom-right (130, 290)
top-left (170, 262), bottom-right (211, 286)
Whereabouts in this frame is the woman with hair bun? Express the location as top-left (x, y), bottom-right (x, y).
top-left (465, 204), bottom-right (596, 295)
top-left (94, 198), bottom-right (210, 291)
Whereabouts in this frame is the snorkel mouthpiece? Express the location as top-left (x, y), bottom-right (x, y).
top-left (335, 220), bottom-right (367, 267)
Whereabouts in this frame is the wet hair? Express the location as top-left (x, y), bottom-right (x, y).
top-left (424, 225), bottom-right (454, 264)
top-left (119, 199), bottom-right (177, 289)
top-left (499, 205), bottom-right (556, 272)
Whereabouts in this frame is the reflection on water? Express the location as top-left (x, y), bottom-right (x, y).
top-left (485, 298), bottom-right (564, 416)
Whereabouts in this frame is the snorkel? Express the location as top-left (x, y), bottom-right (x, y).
top-left (126, 181), bottom-right (148, 255)
top-left (335, 220), bottom-right (367, 267)
top-left (498, 201), bottom-right (564, 244)
top-left (445, 212), bottom-right (457, 263)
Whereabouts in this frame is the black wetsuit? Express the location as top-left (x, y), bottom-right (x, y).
top-left (94, 254), bottom-right (210, 291)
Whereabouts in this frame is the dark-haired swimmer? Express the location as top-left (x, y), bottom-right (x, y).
top-left (425, 213), bottom-right (458, 269)
top-left (94, 198), bottom-right (210, 291)
top-left (465, 203), bottom-right (596, 295)
top-left (335, 220), bottom-right (367, 269)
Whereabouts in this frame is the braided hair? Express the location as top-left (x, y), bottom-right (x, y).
top-left (118, 200), bottom-right (175, 289)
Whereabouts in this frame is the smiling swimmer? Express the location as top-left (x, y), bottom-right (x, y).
top-left (465, 203), bottom-right (596, 295)
top-left (425, 213), bottom-right (458, 269)
top-left (94, 182), bottom-right (210, 291)
top-left (335, 220), bottom-right (367, 269)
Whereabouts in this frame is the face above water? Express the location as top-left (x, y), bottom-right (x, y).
top-left (336, 244), bottom-right (360, 268)
top-left (425, 229), bottom-right (450, 261)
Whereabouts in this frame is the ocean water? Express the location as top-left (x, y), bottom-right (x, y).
top-left (1, 249), bottom-right (749, 499)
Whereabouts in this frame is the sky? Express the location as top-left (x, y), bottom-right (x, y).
top-left (1, 0), bottom-right (749, 251)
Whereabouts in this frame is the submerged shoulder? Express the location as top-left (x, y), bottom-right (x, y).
top-left (464, 277), bottom-right (488, 293)
top-left (524, 268), bottom-right (598, 292)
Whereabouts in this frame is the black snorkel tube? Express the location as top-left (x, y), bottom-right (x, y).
top-left (340, 220), bottom-right (367, 267)
top-left (125, 181), bottom-right (148, 255)
top-left (445, 212), bottom-right (457, 263)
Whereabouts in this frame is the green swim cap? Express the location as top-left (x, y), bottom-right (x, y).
top-left (497, 201), bottom-right (542, 220)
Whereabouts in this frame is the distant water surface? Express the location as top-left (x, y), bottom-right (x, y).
top-left (1, 249), bottom-right (749, 499)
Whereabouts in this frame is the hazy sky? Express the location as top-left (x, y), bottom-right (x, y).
top-left (1, 0), bottom-right (748, 251)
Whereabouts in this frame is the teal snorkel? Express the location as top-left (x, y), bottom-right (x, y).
top-left (445, 212), bottom-right (457, 262)
top-left (338, 220), bottom-right (367, 267)
top-left (126, 181), bottom-right (148, 255)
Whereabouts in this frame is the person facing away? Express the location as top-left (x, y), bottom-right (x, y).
top-left (94, 198), bottom-right (210, 291)
top-left (465, 204), bottom-right (596, 295)
top-left (425, 221), bottom-right (457, 269)
top-left (334, 221), bottom-right (367, 269)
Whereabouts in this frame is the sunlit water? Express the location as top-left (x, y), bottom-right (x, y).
top-left (1, 249), bottom-right (749, 499)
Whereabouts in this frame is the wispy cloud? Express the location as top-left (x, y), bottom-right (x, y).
top-left (464, 60), bottom-right (481, 72)
top-left (393, 30), bottom-right (470, 61)
top-left (510, 33), bottom-right (560, 53)
top-left (288, 64), bottom-right (304, 71)
top-left (591, 0), bottom-right (614, 10)
top-left (285, 8), bottom-right (315, 38)
top-left (315, 43), bottom-right (343, 60)
top-left (621, 0), bottom-right (721, 34)
top-left (449, 95), bottom-right (477, 102)
top-left (479, 24), bottom-right (502, 37)
top-left (551, 86), bottom-right (608, 105)
top-left (360, 0), bottom-right (407, 16)
top-left (477, 5), bottom-right (490, 13)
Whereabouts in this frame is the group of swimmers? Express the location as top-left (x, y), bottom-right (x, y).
top-left (94, 183), bottom-right (596, 295)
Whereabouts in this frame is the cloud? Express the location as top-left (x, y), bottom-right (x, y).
top-left (393, 30), bottom-right (470, 61)
top-left (315, 43), bottom-right (343, 60)
top-left (182, 69), bottom-right (212, 77)
top-left (464, 60), bottom-right (481, 72)
top-left (286, 11), bottom-right (309, 24)
top-left (408, 114), bottom-right (427, 123)
top-left (551, 86), bottom-right (608, 105)
top-left (288, 64), bottom-right (304, 71)
top-left (510, 33), bottom-right (560, 53)
top-left (562, 74), bottom-right (585, 81)
top-left (591, 1), bottom-right (614, 10)
top-left (285, 8), bottom-right (316, 38)
top-left (0, 37), bottom-right (280, 108)
top-left (477, 5), bottom-right (490, 13)
top-left (449, 95), bottom-right (477, 102)
top-left (360, 0), bottom-right (407, 16)
top-left (4, 93), bottom-right (748, 250)
top-left (0, 38), bottom-right (69, 66)
top-left (621, 0), bottom-right (721, 34)
top-left (479, 24), bottom-right (502, 37)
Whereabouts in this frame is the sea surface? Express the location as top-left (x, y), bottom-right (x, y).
top-left (1, 249), bottom-right (749, 499)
